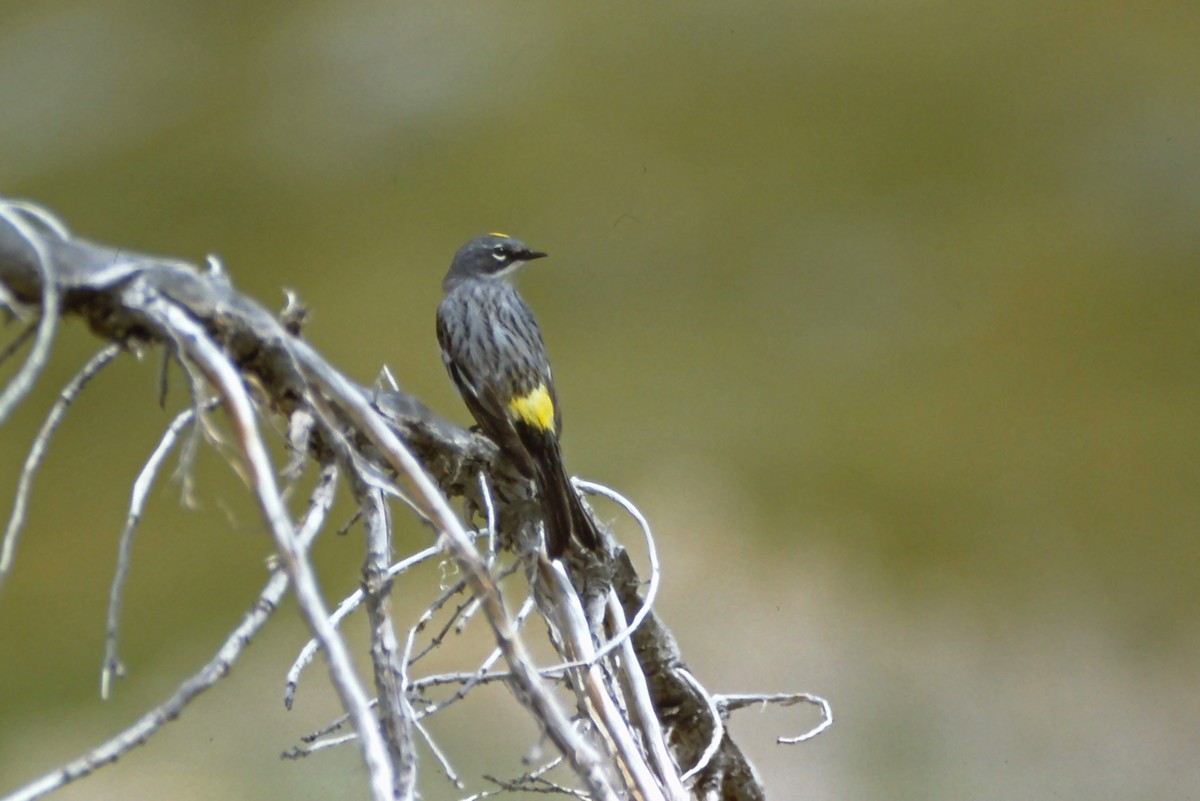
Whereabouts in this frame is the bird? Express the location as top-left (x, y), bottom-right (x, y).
top-left (435, 233), bottom-right (601, 558)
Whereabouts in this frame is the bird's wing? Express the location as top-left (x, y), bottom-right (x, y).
top-left (438, 313), bottom-right (538, 478)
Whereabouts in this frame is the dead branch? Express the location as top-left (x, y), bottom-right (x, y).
top-left (0, 197), bottom-right (824, 800)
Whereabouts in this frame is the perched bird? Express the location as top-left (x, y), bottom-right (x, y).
top-left (436, 233), bottom-right (600, 558)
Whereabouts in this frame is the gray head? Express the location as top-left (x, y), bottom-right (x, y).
top-left (442, 233), bottom-right (547, 291)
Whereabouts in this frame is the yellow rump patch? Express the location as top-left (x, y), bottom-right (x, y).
top-left (508, 384), bottom-right (555, 431)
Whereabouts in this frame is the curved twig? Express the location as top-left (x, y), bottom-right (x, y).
top-left (1, 344), bottom-right (121, 587)
top-left (0, 202), bottom-right (62, 427)
top-left (103, 400), bottom-right (221, 699)
top-left (719, 692), bottom-right (834, 744)
top-left (678, 668), bottom-right (725, 783)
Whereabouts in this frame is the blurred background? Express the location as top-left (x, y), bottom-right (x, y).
top-left (2, 1), bottom-right (1198, 798)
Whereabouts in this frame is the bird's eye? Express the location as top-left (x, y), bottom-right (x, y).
top-left (491, 245), bottom-right (507, 263)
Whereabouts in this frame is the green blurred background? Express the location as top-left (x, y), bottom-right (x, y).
top-left (2, 1), bottom-right (1198, 798)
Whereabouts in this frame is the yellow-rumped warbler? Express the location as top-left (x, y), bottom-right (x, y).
top-left (436, 233), bottom-right (600, 558)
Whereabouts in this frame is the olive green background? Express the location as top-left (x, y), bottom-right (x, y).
top-left (2, 2), bottom-right (1198, 799)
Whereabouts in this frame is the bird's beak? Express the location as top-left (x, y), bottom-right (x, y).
top-left (522, 250), bottom-right (548, 261)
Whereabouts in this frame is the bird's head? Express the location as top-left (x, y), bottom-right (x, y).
top-left (444, 233), bottom-right (547, 289)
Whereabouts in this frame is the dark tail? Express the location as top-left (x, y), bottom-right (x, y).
top-left (535, 450), bottom-right (601, 558)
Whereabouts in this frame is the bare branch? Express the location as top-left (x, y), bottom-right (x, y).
top-left (719, 692), bottom-right (834, 745)
top-left (1, 344), bottom-right (120, 587)
top-left (359, 483), bottom-right (418, 799)
top-left (103, 399), bottom-right (221, 700)
top-left (142, 297), bottom-right (396, 800)
top-left (0, 198), bottom-right (811, 800)
top-left (677, 668), bottom-right (724, 783)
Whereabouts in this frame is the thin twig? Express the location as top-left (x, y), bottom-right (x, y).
top-left (1, 344), bottom-right (121, 587)
top-left (406, 578), bottom-right (471, 666)
top-left (527, 479), bottom-right (661, 677)
top-left (6, 552), bottom-right (290, 799)
top-left (478, 470), bottom-right (497, 564)
top-left (677, 668), bottom-right (724, 783)
top-left (468, 763), bottom-right (587, 801)
top-left (414, 718), bottom-right (464, 790)
top-left (103, 400), bottom-right (221, 699)
top-left (719, 692), bottom-right (834, 744)
top-left (282, 732), bottom-right (358, 759)
top-left (284, 540), bottom-right (450, 710)
top-left (414, 594), bottom-right (540, 721)
top-left (0, 322), bottom-right (37, 366)
top-left (401, 590), bottom-right (464, 791)
top-left (409, 559), bottom-right (520, 668)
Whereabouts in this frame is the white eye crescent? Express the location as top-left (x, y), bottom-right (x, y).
top-left (491, 247), bottom-right (507, 262)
